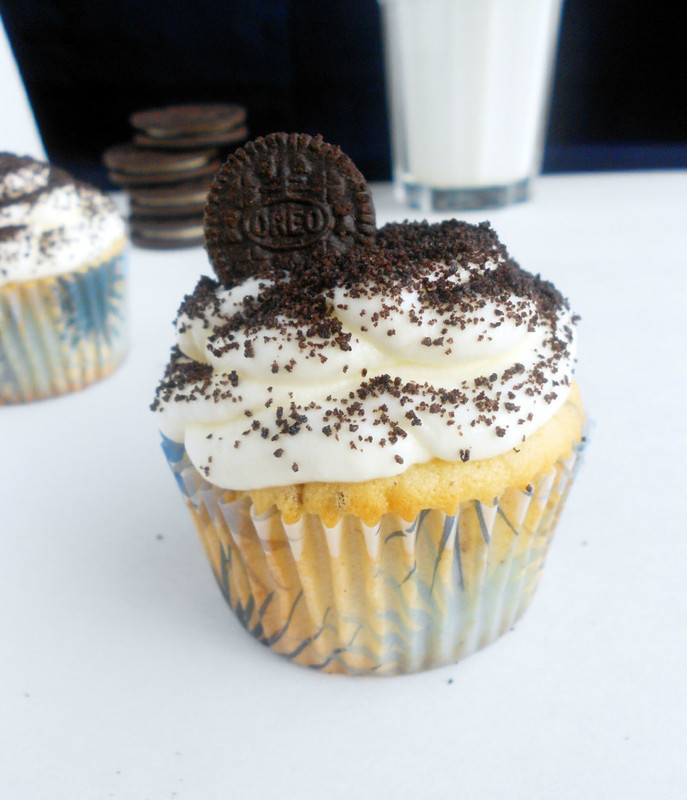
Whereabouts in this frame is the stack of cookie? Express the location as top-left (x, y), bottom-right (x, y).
top-left (103, 103), bottom-right (247, 249)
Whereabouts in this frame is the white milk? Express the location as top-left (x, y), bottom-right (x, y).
top-left (379, 0), bottom-right (564, 208)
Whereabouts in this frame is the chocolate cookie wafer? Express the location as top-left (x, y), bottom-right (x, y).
top-left (128, 177), bottom-right (212, 218)
top-left (130, 104), bottom-right (247, 137)
top-left (204, 132), bottom-right (376, 286)
top-left (133, 126), bottom-right (248, 151)
top-left (130, 103), bottom-right (248, 151)
top-left (103, 143), bottom-right (219, 185)
top-left (103, 103), bottom-right (249, 249)
top-left (130, 216), bottom-right (205, 249)
top-left (109, 161), bottom-right (220, 188)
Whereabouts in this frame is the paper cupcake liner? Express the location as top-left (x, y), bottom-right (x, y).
top-left (0, 248), bottom-right (128, 404)
top-left (162, 435), bottom-right (586, 676)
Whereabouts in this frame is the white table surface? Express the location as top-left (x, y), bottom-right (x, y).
top-left (2, 172), bottom-right (686, 800)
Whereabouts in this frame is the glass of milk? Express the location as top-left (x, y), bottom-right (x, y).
top-left (378, 0), bottom-right (565, 210)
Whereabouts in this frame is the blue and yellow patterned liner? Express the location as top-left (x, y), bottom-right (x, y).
top-left (0, 247), bottom-right (127, 404)
top-left (162, 435), bottom-right (586, 676)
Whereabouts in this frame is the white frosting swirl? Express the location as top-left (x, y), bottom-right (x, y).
top-left (0, 154), bottom-right (126, 287)
top-left (153, 221), bottom-right (577, 490)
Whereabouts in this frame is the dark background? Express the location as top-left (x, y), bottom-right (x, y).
top-left (1, 0), bottom-right (685, 188)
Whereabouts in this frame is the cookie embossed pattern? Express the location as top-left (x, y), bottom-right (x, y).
top-left (153, 133), bottom-right (586, 675)
top-left (204, 132), bottom-right (376, 284)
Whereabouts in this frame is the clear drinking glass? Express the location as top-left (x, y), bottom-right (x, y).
top-left (378, 0), bottom-right (565, 210)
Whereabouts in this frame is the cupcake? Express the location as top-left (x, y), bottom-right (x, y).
top-left (152, 133), bottom-right (586, 675)
top-left (0, 153), bottom-right (128, 404)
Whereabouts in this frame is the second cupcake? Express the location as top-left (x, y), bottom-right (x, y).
top-left (0, 153), bottom-right (128, 404)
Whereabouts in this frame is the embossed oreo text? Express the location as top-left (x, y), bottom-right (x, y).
top-left (244, 199), bottom-right (331, 251)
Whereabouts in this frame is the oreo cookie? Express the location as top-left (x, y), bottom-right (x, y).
top-left (130, 103), bottom-right (247, 137)
top-left (103, 103), bottom-right (250, 250)
top-left (108, 161), bottom-right (219, 188)
top-left (128, 177), bottom-right (212, 218)
top-left (204, 132), bottom-right (376, 286)
top-left (103, 143), bottom-right (218, 180)
top-left (130, 216), bottom-right (205, 250)
top-left (133, 125), bottom-right (249, 151)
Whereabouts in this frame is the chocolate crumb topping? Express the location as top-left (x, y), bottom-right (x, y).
top-left (164, 218), bottom-right (570, 384)
top-left (0, 153), bottom-right (72, 204)
top-left (152, 135), bottom-right (578, 489)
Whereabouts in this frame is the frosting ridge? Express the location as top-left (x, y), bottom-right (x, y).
top-left (153, 219), bottom-right (578, 489)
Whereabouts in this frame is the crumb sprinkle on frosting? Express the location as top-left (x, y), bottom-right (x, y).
top-left (0, 152), bottom-right (125, 287)
top-left (153, 218), bottom-right (578, 490)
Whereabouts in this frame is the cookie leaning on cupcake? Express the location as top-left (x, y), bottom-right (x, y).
top-left (0, 153), bottom-right (128, 404)
top-left (152, 132), bottom-right (586, 676)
